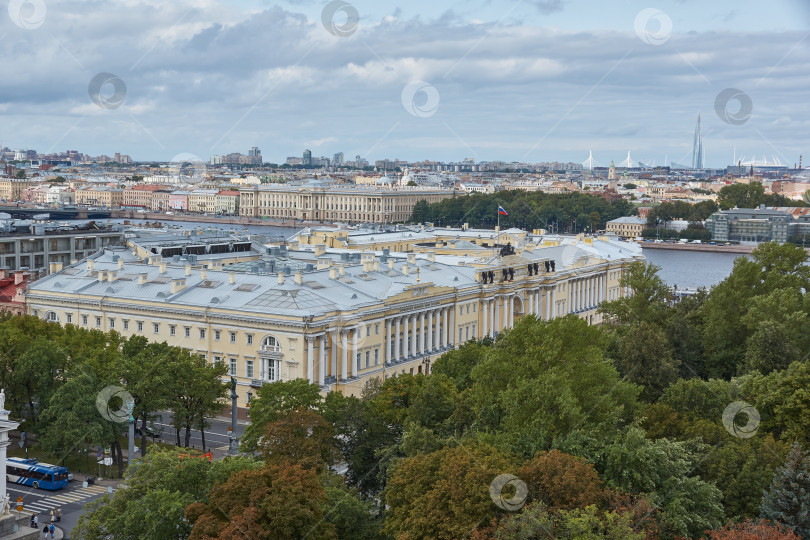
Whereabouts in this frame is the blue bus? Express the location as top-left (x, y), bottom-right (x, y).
top-left (6, 458), bottom-right (69, 490)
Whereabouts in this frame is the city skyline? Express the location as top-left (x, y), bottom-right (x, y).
top-left (1, 1), bottom-right (808, 167)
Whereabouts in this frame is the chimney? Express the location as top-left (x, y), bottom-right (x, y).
top-left (402, 264), bottom-right (409, 276)
top-left (426, 251), bottom-right (436, 262)
top-left (107, 270), bottom-right (118, 282)
top-left (200, 268), bottom-right (207, 281)
top-left (294, 272), bottom-right (303, 285)
top-left (170, 278), bottom-right (186, 294)
top-left (229, 272), bottom-right (235, 284)
top-left (0, 268), bottom-right (8, 280)
top-left (159, 262), bottom-right (167, 274)
top-left (314, 244), bottom-right (326, 257)
top-left (14, 272), bottom-right (24, 285)
top-left (373, 261), bottom-right (380, 271)
top-left (138, 272), bottom-right (149, 285)
top-left (96, 270), bottom-right (106, 282)
top-left (329, 267), bottom-right (338, 279)
top-left (48, 263), bottom-right (56, 274)
top-left (407, 253), bottom-right (416, 264)
top-left (87, 260), bottom-right (95, 271)
top-left (388, 259), bottom-right (395, 269)
top-left (118, 258), bottom-right (124, 270)
top-left (316, 258), bottom-right (331, 270)
top-left (278, 273), bottom-right (285, 284)
top-left (185, 265), bottom-right (192, 276)
top-left (339, 265), bottom-right (345, 276)
top-left (363, 261), bottom-right (373, 272)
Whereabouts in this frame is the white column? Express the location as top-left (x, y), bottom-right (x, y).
top-left (443, 308), bottom-right (449, 345)
top-left (306, 336), bottom-right (315, 384)
top-left (402, 316), bottom-right (409, 358)
top-left (395, 317), bottom-right (401, 361)
top-left (318, 335), bottom-right (326, 385)
top-left (418, 312), bottom-right (425, 355)
top-left (331, 330), bottom-right (338, 379)
top-left (483, 301), bottom-right (488, 336)
top-left (551, 286), bottom-right (556, 318)
top-left (428, 311), bottom-right (434, 351)
top-left (507, 296), bottom-right (513, 328)
top-left (528, 291), bottom-right (534, 316)
top-left (341, 330), bottom-right (348, 380)
top-left (494, 298), bottom-right (500, 333)
top-left (352, 328), bottom-right (358, 378)
top-left (384, 319), bottom-right (390, 364)
top-left (410, 315), bottom-right (418, 356)
top-left (434, 309), bottom-right (440, 348)
top-left (449, 305), bottom-right (456, 346)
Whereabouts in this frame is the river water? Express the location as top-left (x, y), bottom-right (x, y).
top-left (74, 219), bottom-right (741, 290)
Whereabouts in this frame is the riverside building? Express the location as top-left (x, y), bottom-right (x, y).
top-left (24, 228), bottom-right (641, 417)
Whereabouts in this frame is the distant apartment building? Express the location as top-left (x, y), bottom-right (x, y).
top-left (708, 206), bottom-right (793, 243)
top-left (239, 183), bottom-right (457, 223)
top-left (0, 178), bottom-right (35, 201)
top-left (188, 189), bottom-right (219, 214)
top-left (75, 186), bottom-right (123, 208)
top-left (168, 191), bottom-right (189, 211)
top-left (123, 185), bottom-right (166, 210)
top-left (215, 190), bottom-right (240, 215)
top-left (151, 190), bottom-right (171, 212)
top-left (606, 216), bottom-right (647, 238)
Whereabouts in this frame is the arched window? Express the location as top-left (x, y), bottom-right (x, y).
top-left (45, 311), bottom-right (59, 323)
top-left (261, 336), bottom-right (281, 352)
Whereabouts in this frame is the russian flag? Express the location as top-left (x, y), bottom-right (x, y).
top-left (498, 205), bottom-right (508, 216)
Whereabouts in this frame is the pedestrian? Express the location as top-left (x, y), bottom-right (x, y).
top-left (29, 515), bottom-right (34, 529)
top-left (49, 523), bottom-right (54, 538)
top-left (49, 508), bottom-right (54, 522)
top-left (32, 514), bottom-right (38, 529)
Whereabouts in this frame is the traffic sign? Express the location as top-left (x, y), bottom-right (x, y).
top-left (15, 496), bottom-right (22, 512)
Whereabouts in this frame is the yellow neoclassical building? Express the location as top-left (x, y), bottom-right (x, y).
top-left (24, 229), bottom-right (642, 417)
top-left (239, 181), bottom-right (457, 223)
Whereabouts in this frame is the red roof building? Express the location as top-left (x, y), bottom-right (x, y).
top-left (0, 270), bottom-right (29, 316)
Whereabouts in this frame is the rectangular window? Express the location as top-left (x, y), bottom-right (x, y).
top-left (459, 328), bottom-right (463, 341)
top-left (472, 324), bottom-right (476, 338)
top-left (137, 321), bottom-right (143, 332)
top-left (366, 326), bottom-right (371, 337)
top-left (356, 353), bottom-right (361, 371)
top-left (246, 360), bottom-right (254, 379)
top-left (375, 324), bottom-right (379, 335)
top-left (109, 318), bottom-right (115, 329)
top-left (374, 348), bottom-right (379, 365)
top-left (66, 314), bottom-right (73, 324)
top-left (214, 330), bottom-right (221, 341)
top-left (246, 334), bottom-right (253, 345)
top-left (82, 315), bottom-right (88, 325)
top-left (153, 323), bottom-right (159, 334)
top-left (123, 320), bottom-right (129, 331)
top-left (473, 304), bottom-right (476, 312)
top-left (465, 326), bottom-right (469, 340)
top-left (365, 350), bottom-right (370, 368)
top-left (199, 328), bottom-right (206, 339)
top-left (229, 358), bottom-right (237, 376)
top-left (213, 355), bottom-right (222, 365)
top-left (184, 327), bottom-right (191, 338)
top-left (246, 392), bottom-right (253, 404)
top-left (459, 306), bottom-right (463, 315)
top-left (230, 332), bottom-right (236, 343)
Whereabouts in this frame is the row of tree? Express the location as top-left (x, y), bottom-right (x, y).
top-left (409, 191), bottom-right (637, 232)
top-left (0, 318), bottom-right (229, 472)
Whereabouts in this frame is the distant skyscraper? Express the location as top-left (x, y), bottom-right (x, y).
top-left (303, 149), bottom-right (312, 166)
top-left (333, 152), bottom-right (344, 166)
top-left (692, 113), bottom-right (704, 169)
top-left (248, 146), bottom-right (261, 157)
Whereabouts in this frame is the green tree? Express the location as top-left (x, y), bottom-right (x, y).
top-left (240, 378), bottom-right (324, 452)
top-left (599, 261), bottom-right (671, 327)
top-left (168, 350), bottom-right (228, 448)
top-left (760, 443), bottom-right (810, 538)
top-left (74, 449), bottom-right (260, 540)
top-left (186, 463), bottom-right (336, 539)
top-left (257, 408), bottom-right (339, 473)
top-left (384, 443), bottom-right (516, 540)
top-left (717, 182), bottom-right (766, 210)
top-left (494, 503), bottom-right (644, 540)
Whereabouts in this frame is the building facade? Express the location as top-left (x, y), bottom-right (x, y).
top-left (606, 216), bottom-right (646, 238)
top-left (239, 183), bottom-right (458, 223)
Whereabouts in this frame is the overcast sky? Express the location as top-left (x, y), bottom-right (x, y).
top-left (2, 0), bottom-right (809, 167)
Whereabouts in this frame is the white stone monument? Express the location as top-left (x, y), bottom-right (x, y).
top-left (0, 389), bottom-right (38, 539)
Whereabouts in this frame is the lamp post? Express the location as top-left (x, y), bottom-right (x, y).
top-left (227, 377), bottom-right (239, 456)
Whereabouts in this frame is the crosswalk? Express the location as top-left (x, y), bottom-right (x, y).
top-left (18, 485), bottom-right (112, 515)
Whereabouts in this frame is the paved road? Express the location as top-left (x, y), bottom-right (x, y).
top-left (8, 481), bottom-right (112, 523)
top-left (144, 412), bottom-right (247, 459)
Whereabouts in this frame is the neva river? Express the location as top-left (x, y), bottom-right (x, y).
top-left (78, 219), bottom-right (740, 291)
top-left (642, 248), bottom-right (743, 290)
